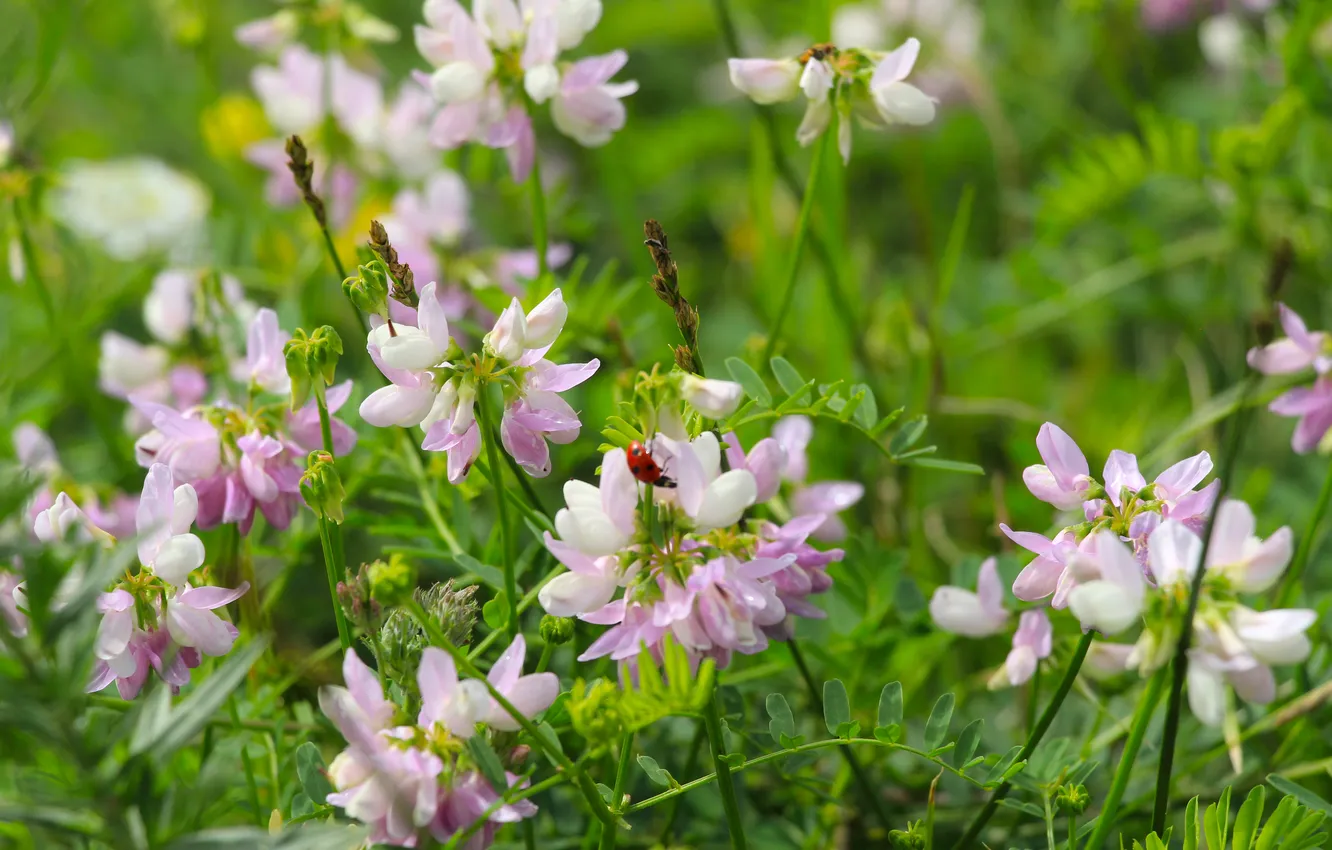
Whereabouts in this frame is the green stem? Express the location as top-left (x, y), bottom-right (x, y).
top-left (317, 517), bottom-right (352, 652)
top-left (599, 733), bottom-right (635, 849)
top-left (1084, 667), bottom-right (1167, 849)
top-left (398, 430), bottom-right (464, 555)
top-left (788, 640), bottom-right (892, 832)
top-left (660, 721), bottom-right (705, 843)
top-left (1027, 663), bottom-right (1042, 739)
top-left (1044, 791), bottom-right (1057, 850)
top-left (477, 393), bottom-right (520, 639)
top-left (446, 772), bottom-right (569, 848)
top-left (529, 147), bottom-right (550, 281)
top-left (627, 732), bottom-right (989, 814)
top-left (1151, 381), bottom-right (1257, 834)
top-left (403, 598), bottom-right (616, 827)
top-left (313, 381), bottom-right (336, 460)
top-left (228, 696), bottom-right (265, 826)
top-left (702, 688), bottom-right (747, 849)
top-left (535, 639), bottom-right (555, 674)
top-left (762, 131), bottom-right (827, 364)
top-left (954, 630), bottom-right (1096, 850)
top-left (1276, 452), bottom-right (1332, 607)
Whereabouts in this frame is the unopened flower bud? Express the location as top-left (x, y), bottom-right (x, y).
top-left (368, 554), bottom-right (417, 607)
top-left (679, 374), bottom-right (744, 419)
top-left (888, 820), bottom-right (927, 850)
top-left (285, 326), bottom-right (344, 410)
top-left (337, 564), bottom-right (383, 632)
top-left (300, 450), bottom-right (346, 523)
top-left (540, 615), bottom-right (576, 645)
top-left (1055, 783), bottom-right (1090, 815)
top-left (342, 262), bottom-right (391, 318)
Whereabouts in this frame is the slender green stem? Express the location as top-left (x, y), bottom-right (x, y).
top-left (627, 733), bottom-right (988, 814)
top-left (1027, 663), bottom-right (1043, 738)
top-left (529, 148), bottom-right (550, 280)
top-left (398, 430), bottom-right (464, 554)
top-left (535, 640), bottom-right (555, 674)
top-left (1044, 791), bottom-right (1057, 850)
top-left (788, 639), bottom-right (892, 832)
top-left (313, 381), bottom-right (336, 460)
top-left (762, 131), bottom-right (827, 364)
top-left (228, 696), bottom-right (265, 826)
top-left (1085, 667), bottom-right (1167, 850)
top-left (317, 517), bottom-right (353, 652)
top-left (477, 394), bottom-right (520, 639)
top-left (660, 722), bottom-right (706, 843)
top-left (954, 630), bottom-right (1096, 849)
top-left (403, 598), bottom-right (617, 827)
top-left (446, 772), bottom-right (569, 848)
top-left (1151, 380), bottom-right (1257, 834)
top-left (1276, 453), bottom-right (1332, 607)
top-left (702, 689), bottom-right (747, 849)
top-left (599, 733), bottom-right (636, 849)
top-left (1068, 812), bottom-right (1077, 850)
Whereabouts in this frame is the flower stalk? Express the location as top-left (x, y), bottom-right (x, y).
top-left (702, 687), bottom-right (747, 850)
top-left (1084, 666), bottom-right (1168, 849)
top-left (954, 630), bottom-right (1095, 849)
top-left (478, 390), bottom-right (520, 640)
top-left (762, 130), bottom-right (828, 364)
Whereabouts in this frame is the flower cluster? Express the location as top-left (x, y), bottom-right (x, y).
top-left (133, 309), bottom-right (356, 534)
top-left (729, 36), bottom-right (935, 163)
top-left (1065, 506), bottom-right (1308, 729)
top-left (14, 422), bottom-right (137, 540)
top-left (1247, 303), bottom-right (1332, 453)
top-left (320, 639), bottom-right (555, 846)
top-left (359, 283), bottom-right (595, 481)
top-left (537, 397), bottom-right (861, 669)
top-left (100, 269), bottom-right (258, 432)
top-left (245, 44), bottom-right (439, 227)
top-left (27, 465), bottom-right (249, 698)
top-left (1001, 422), bottom-right (1217, 606)
top-left (414, 0), bottom-right (637, 180)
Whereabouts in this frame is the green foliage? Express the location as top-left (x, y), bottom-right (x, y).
top-left (1128, 786), bottom-right (1328, 850)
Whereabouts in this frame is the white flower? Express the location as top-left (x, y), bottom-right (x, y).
top-left (48, 159), bottom-right (210, 262)
top-left (681, 375), bottom-right (744, 419)
top-left (1203, 499), bottom-right (1293, 594)
top-left (1067, 531), bottom-right (1145, 635)
top-left (727, 59), bottom-right (802, 104)
top-left (869, 38), bottom-right (937, 126)
top-left (34, 493), bottom-right (100, 544)
top-left (99, 332), bottom-right (169, 400)
top-left (929, 556), bottom-right (1009, 638)
top-left (658, 432), bottom-right (757, 532)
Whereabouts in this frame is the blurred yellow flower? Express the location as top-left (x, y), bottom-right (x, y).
top-left (201, 95), bottom-right (270, 163)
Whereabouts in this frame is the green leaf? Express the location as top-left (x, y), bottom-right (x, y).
top-left (482, 591), bottom-right (509, 630)
top-left (289, 792), bottom-right (314, 820)
top-left (295, 742), bottom-right (333, 805)
top-left (889, 415), bottom-right (928, 456)
top-left (637, 755), bottom-right (674, 788)
top-left (465, 734), bottom-right (509, 793)
top-left (726, 357), bottom-right (771, 407)
top-left (722, 752), bottom-right (745, 768)
top-left (1256, 795), bottom-right (1299, 850)
top-left (165, 826), bottom-right (364, 849)
top-left (1183, 795), bottom-right (1200, 850)
top-left (1268, 775), bottom-right (1332, 816)
top-left (954, 719), bottom-right (983, 768)
top-left (1205, 786), bottom-right (1232, 850)
top-left (1234, 785), bottom-right (1265, 850)
top-left (835, 720), bottom-right (860, 740)
top-left (822, 680), bottom-right (850, 736)
top-left (923, 693), bottom-right (955, 751)
top-left (129, 685), bottom-right (174, 756)
top-left (770, 357), bottom-right (810, 404)
top-left (984, 746), bottom-right (1024, 785)
top-left (454, 552), bottom-right (505, 590)
top-left (872, 724), bottom-right (902, 744)
top-left (149, 638), bottom-right (269, 761)
top-left (1146, 833), bottom-right (1169, 850)
top-left (766, 693), bottom-right (795, 744)
top-left (1282, 810), bottom-right (1329, 850)
top-left (877, 682), bottom-right (903, 729)
top-left (902, 457), bottom-right (985, 475)
top-left (536, 721), bottom-right (563, 763)
top-left (850, 383), bottom-right (877, 430)
top-left (775, 379), bottom-right (820, 414)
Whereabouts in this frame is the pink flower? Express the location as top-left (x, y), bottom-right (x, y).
top-left (723, 434), bottom-right (787, 503)
top-left (500, 355), bottom-right (599, 477)
top-left (132, 401), bottom-right (222, 483)
top-left (240, 308), bottom-right (291, 395)
top-left (929, 556), bottom-right (1009, 637)
top-left (771, 415), bottom-right (864, 540)
top-left (1269, 376), bottom-right (1332, 455)
top-left (727, 58), bottom-right (802, 104)
top-left (991, 609), bottom-right (1052, 689)
top-left (1066, 531), bottom-right (1147, 635)
top-left (166, 582), bottom-right (249, 657)
top-left (100, 332), bottom-right (169, 401)
top-left (379, 171), bottom-right (471, 285)
top-left (1022, 422), bottom-right (1093, 510)
top-left (682, 375), bottom-right (744, 420)
top-left (136, 464), bottom-right (205, 586)
top-left (551, 51), bottom-right (638, 148)
top-left (481, 634), bottom-right (560, 730)
top-left (0, 569), bottom-right (26, 637)
top-left (235, 10), bottom-right (299, 51)
top-left (1001, 526), bottom-right (1080, 605)
top-left (753, 514), bottom-right (843, 634)
top-left (1247, 303), bottom-right (1330, 375)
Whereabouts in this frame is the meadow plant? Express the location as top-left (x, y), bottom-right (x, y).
top-left (5, 1), bottom-right (1332, 849)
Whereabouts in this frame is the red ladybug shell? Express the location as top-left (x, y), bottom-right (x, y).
top-left (625, 441), bottom-right (676, 488)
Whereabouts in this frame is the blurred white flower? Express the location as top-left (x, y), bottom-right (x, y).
top-left (48, 159), bottom-right (210, 262)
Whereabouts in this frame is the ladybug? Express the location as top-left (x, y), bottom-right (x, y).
top-left (626, 440), bottom-right (677, 488)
